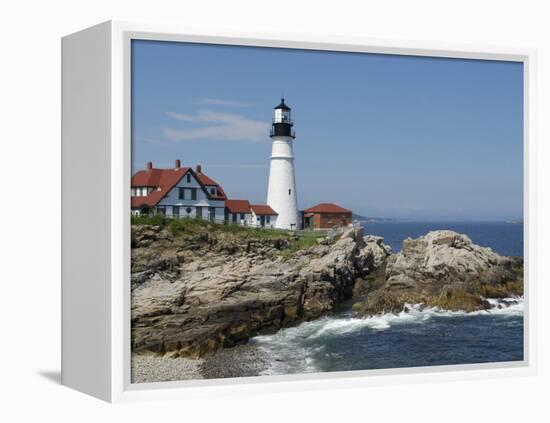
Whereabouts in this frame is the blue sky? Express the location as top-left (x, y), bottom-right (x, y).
top-left (132, 40), bottom-right (523, 221)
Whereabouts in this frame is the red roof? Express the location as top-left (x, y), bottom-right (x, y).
top-left (303, 203), bottom-right (352, 214)
top-left (131, 167), bottom-right (189, 208)
top-left (131, 164), bottom-right (227, 209)
top-left (195, 172), bottom-right (227, 200)
top-left (250, 204), bottom-right (278, 215)
top-left (225, 199), bottom-right (251, 214)
top-left (195, 173), bottom-right (217, 186)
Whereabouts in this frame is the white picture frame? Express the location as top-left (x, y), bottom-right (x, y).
top-left (61, 20), bottom-right (538, 403)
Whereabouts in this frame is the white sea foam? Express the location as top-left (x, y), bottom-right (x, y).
top-left (309, 297), bottom-right (524, 336)
top-left (252, 297), bottom-right (523, 375)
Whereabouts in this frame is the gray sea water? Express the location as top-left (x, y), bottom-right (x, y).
top-left (252, 221), bottom-right (524, 375)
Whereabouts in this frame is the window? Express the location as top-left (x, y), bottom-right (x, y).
top-left (196, 206), bottom-right (203, 219)
top-left (240, 213), bottom-right (245, 220)
top-left (157, 206), bottom-right (166, 215)
top-left (191, 188), bottom-right (197, 200)
top-left (173, 206), bottom-right (180, 217)
top-left (179, 187), bottom-right (185, 200)
top-left (288, 189), bottom-right (292, 196)
top-left (186, 207), bottom-right (192, 214)
top-left (210, 187), bottom-right (216, 195)
top-left (266, 216), bottom-right (271, 223)
top-left (186, 173), bottom-right (191, 183)
top-left (131, 188), bottom-right (135, 197)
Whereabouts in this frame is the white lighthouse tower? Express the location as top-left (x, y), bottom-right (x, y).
top-left (267, 98), bottom-right (300, 230)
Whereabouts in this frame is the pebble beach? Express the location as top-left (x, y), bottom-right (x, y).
top-left (131, 342), bottom-right (270, 383)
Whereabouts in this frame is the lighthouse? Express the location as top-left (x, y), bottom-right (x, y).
top-left (267, 98), bottom-right (300, 230)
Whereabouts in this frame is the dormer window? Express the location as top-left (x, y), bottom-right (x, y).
top-left (210, 187), bottom-right (216, 195)
top-left (132, 187), bottom-right (150, 197)
top-left (186, 173), bottom-right (191, 183)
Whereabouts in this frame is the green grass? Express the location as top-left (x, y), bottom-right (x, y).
top-left (280, 232), bottom-right (322, 258)
top-left (131, 213), bottom-right (167, 226)
top-left (132, 214), bottom-right (292, 239)
top-left (132, 214), bottom-right (327, 256)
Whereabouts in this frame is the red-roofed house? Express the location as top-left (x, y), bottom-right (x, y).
top-left (224, 199), bottom-right (253, 225)
top-left (132, 160), bottom-right (279, 227)
top-left (131, 160), bottom-right (227, 220)
top-left (250, 204), bottom-right (278, 228)
top-left (302, 203), bottom-right (353, 230)
top-left (224, 200), bottom-right (278, 227)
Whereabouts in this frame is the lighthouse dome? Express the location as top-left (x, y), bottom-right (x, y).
top-left (272, 98), bottom-right (294, 135)
top-left (274, 98), bottom-right (291, 111)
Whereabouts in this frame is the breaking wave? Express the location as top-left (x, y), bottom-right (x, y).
top-left (355, 296), bottom-right (525, 330)
top-left (252, 297), bottom-right (523, 375)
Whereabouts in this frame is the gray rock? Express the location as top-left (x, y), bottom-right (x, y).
top-left (386, 231), bottom-right (519, 290)
top-left (354, 230), bottom-right (523, 315)
top-left (357, 235), bottom-right (392, 273)
top-left (131, 225), bottom-right (367, 358)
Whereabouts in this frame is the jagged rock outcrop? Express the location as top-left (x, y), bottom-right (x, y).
top-left (353, 235), bottom-right (393, 297)
top-left (132, 224), bottom-right (523, 357)
top-left (132, 224), bottom-right (369, 358)
top-left (359, 235), bottom-right (393, 272)
top-left (354, 230), bottom-right (523, 315)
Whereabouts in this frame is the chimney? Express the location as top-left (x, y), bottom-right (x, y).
top-left (175, 159), bottom-right (181, 169)
top-left (195, 164), bottom-right (202, 173)
top-left (146, 161), bottom-right (153, 171)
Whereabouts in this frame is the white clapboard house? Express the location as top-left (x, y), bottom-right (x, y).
top-left (131, 160), bottom-right (278, 227)
top-left (131, 160), bottom-right (227, 220)
top-left (224, 200), bottom-right (278, 228)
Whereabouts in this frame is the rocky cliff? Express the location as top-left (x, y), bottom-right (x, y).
top-left (131, 222), bottom-right (523, 358)
top-left (132, 222), bottom-right (379, 358)
top-left (353, 230), bottom-right (523, 315)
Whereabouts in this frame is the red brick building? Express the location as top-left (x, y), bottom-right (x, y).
top-left (302, 203), bottom-right (353, 230)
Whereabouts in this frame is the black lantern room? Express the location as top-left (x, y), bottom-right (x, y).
top-left (270, 98), bottom-right (295, 138)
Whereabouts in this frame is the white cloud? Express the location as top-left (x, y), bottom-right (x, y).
top-left (163, 109), bottom-right (269, 143)
top-left (193, 98), bottom-right (251, 107)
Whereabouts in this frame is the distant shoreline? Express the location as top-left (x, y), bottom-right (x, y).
top-left (355, 218), bottom-right (524, 224)
top-left (353, 214), bottom-right (395, 222)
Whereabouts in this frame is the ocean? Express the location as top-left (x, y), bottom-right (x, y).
top-left (252, 221), bottom-right (524, 375)
top-left (365, 221), bottom-right (524, 257)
